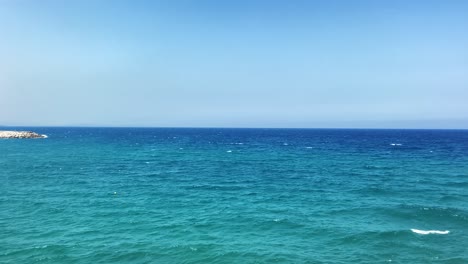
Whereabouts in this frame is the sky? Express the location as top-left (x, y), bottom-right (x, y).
top-left (1, 0), bottom-right (467, 128)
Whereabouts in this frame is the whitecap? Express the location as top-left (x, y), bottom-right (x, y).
top-left (390, 143), bottom-right (402, 146)
top-left (305, 147), bottom-right (313, 149)
top-left (411, 229), bottom-right (449, 235)
top-left (226, 150), bottom-right (232, 153)
top-left (34, 245), bottom-right (48, 249)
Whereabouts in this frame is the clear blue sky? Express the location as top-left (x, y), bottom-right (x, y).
top-left (1, 0), bottom-right (467, 128)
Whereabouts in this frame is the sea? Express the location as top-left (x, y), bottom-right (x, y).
top-left (1, 127), bottom-right (467, 263)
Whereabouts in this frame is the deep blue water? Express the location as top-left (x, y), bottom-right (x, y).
top-left (1, 128), bottom-right (467, 263)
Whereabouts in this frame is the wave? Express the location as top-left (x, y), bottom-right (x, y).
top-left (411, 229), bottom-right (449, 235)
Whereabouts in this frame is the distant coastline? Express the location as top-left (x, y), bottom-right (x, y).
top-left (0, 131), bottom-right (47, 139)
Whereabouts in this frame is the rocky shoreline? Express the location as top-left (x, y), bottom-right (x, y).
top-left (0, 131), bottom-right (48, 139)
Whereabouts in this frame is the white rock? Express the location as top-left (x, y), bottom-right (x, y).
top-left (0, 130), bottom-right (48, 139)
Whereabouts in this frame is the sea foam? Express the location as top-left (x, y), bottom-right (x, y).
top-left (411, 229), bottom-right (449, 235)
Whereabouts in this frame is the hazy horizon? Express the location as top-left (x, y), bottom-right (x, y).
top-left (2, 121), bottom-right (468, 130)
top-left (1, 1), bottom-right (467, 129)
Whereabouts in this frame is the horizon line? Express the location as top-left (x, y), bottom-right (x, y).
top-left (1, 125), bottom-right (467, 131)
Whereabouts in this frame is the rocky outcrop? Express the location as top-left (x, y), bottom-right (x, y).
top-left (0, 131), bottom-right (48, 139)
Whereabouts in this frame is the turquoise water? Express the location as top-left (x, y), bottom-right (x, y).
top-left (1, 128), bottom-right (467, 263)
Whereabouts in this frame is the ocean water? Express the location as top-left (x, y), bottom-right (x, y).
top-left (1, 127), bottom-right (467, 264)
